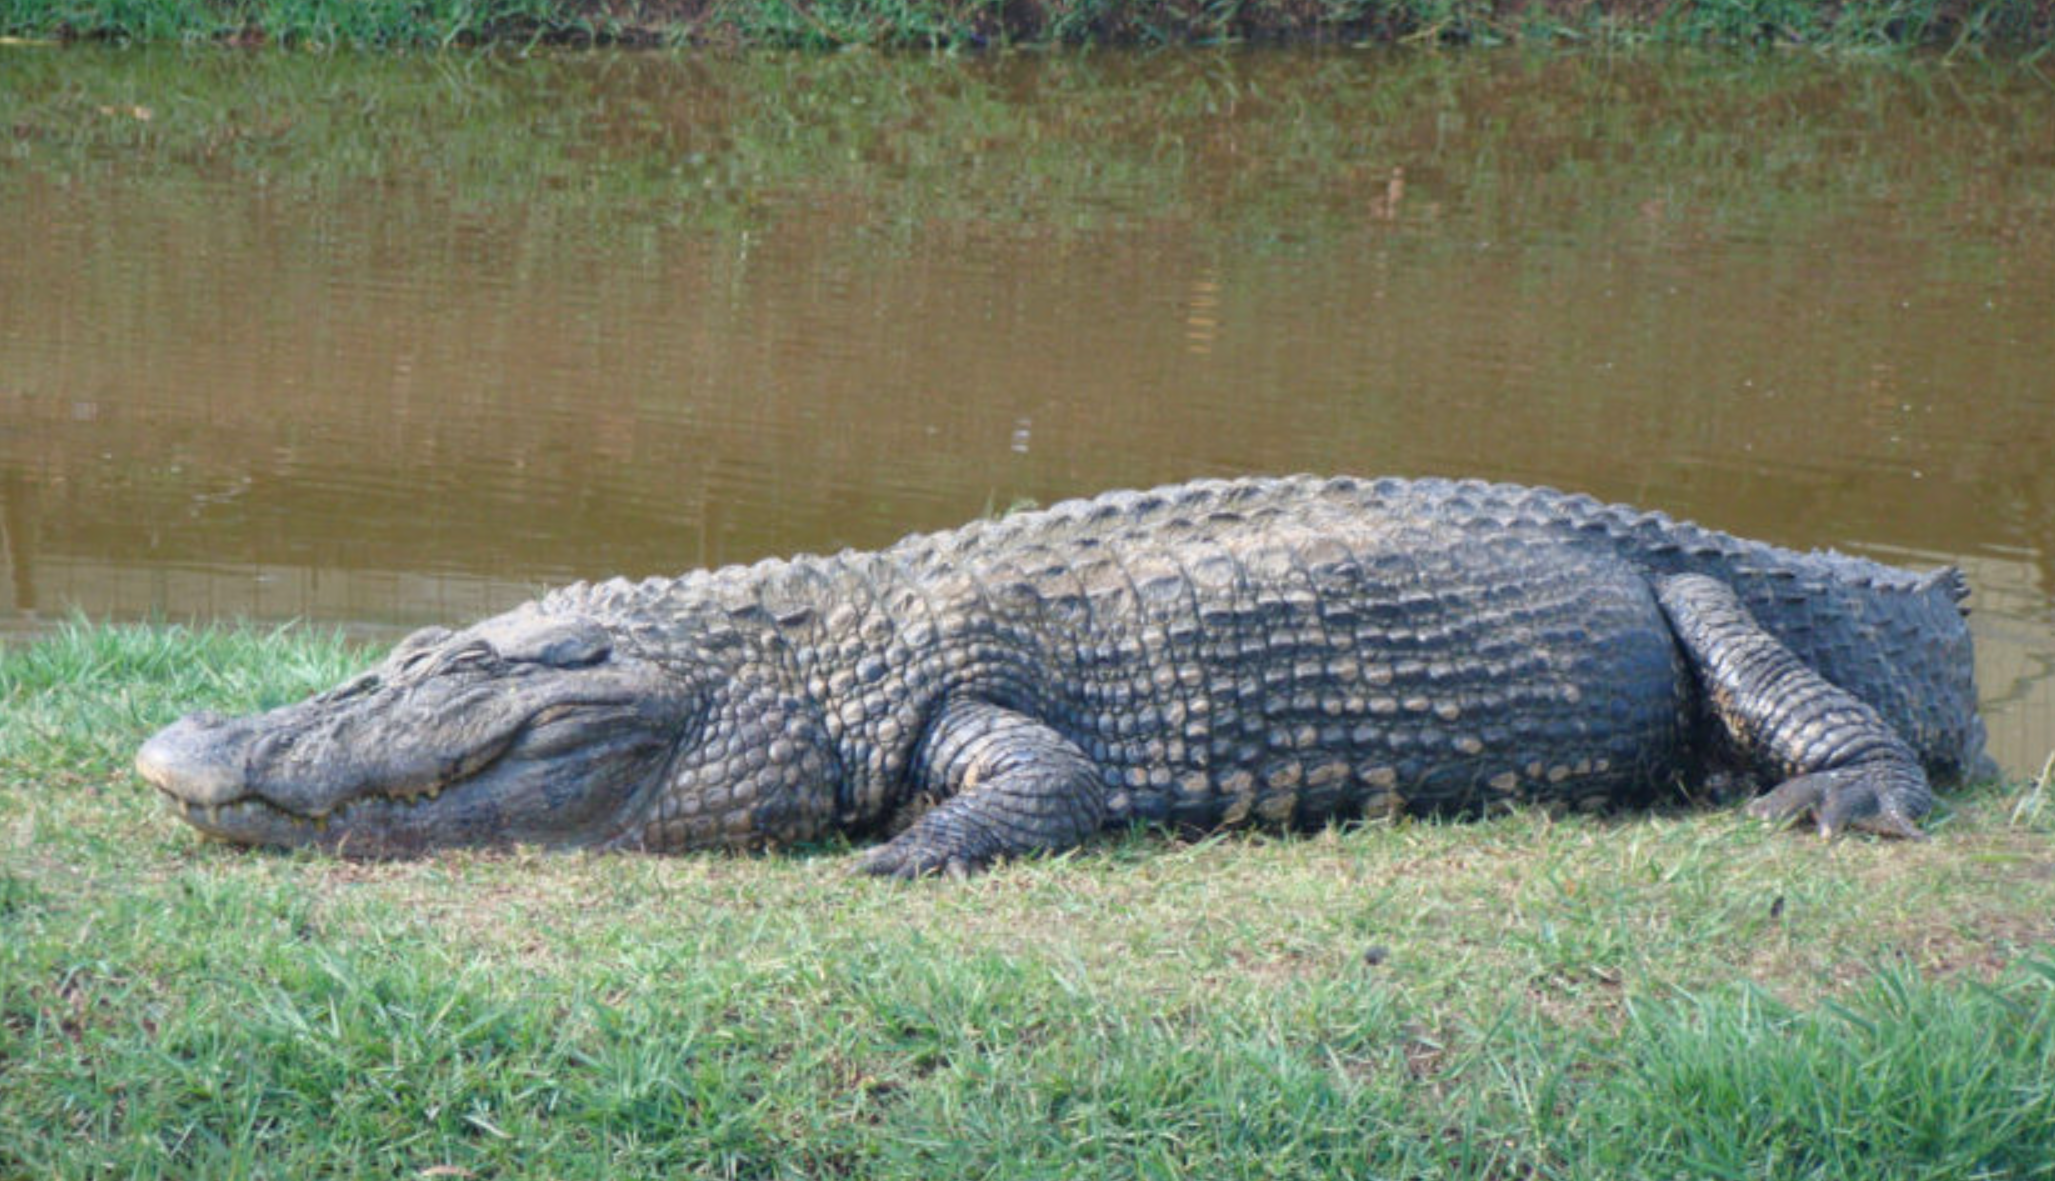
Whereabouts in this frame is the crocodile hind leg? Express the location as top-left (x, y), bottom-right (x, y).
top-left (854, 699), bottom-right (1110, 878)
top-left (1656, 574), bottom-right (1932, 839)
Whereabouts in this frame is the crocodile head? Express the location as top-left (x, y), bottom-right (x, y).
top-left (136, 606), bottom-right (696, 854)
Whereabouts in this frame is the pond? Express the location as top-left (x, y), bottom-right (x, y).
top-left (2, 47), bottom-right (2052, 772)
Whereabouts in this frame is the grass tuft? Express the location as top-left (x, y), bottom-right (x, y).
top-left (1584, 961), bottom-right (2055, 1176)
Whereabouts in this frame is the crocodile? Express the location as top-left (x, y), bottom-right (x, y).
top-left (136, 475), bottom-right (1992, 876)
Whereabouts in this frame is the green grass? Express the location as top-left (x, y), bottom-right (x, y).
top-left (4, 621), bottom-right (2054, 1177)
top-left (2, 0), bottom-right (2052, 46)
top-left (7, 48), bottom-right (2052, 265)
top-left (0, 0), bottom-right (608, 47)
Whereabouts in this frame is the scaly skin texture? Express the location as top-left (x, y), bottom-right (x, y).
top-left (136, 476), bottom-right (1991, 874)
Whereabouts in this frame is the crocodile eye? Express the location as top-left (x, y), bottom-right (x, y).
top-left (317, 670), bottom-right (382, 704)
top-left (389, 627), bottom-right (456, 678)
top-left (438, 641), bottom-right (501, 672)
top-left (392, 626), bottom-right (454, 659)
top-left (387, 638), bottom-right (503, 684)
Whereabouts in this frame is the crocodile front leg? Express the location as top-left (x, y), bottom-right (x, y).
top-left (1657, 574), bottom-right (1931, 839)
top-left (855, 698), bottom-right (1109, 879)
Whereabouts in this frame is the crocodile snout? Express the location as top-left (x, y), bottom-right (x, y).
top-left (136, 711), bottom-right (248, 806)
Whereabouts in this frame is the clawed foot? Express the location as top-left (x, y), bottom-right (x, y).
top-left (1746, 762), bottom-right (1929, 840)
top-left (851, 838), bottom-right (977, 880)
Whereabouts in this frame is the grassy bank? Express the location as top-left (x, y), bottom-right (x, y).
top-left (3, 621), bottom-right (2053, 1177)
top-left (14, 49), bottom-right (2050, 247)
top-left (3, 0), bottom-right (2053, 48)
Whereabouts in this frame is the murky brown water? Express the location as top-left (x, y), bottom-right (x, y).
top-left (3, 48), bottom-right (2052, 771)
